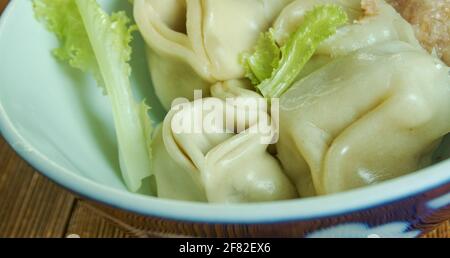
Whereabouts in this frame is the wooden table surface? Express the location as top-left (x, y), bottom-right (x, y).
top-left (0, 0), bottom-right (448, 238)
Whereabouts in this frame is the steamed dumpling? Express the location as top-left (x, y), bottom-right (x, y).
top-left (274, 0), bottom-right (421, 55)
top-left (273, 0), bottom-right (449, 196)
top-left (273, 0), bottom-right (425, 84)
top-left (276, 41), bottom-right (450, 196)
top-left (152, 83), bottom-right (297, 203)
top-left (134, 0), bottom-right (294, 109)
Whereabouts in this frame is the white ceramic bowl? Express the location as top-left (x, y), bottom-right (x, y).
top-left (0, 0), bottom-right (449, 237)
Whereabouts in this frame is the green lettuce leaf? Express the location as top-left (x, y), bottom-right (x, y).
top-left (33, 0), bottom-right (153, 192)
top-left (241, 29), bottom-right (281, 85)
top-left (243, 4), bottom-right (348, 99)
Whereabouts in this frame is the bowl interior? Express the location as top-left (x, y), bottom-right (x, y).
top-left (0, 0), bottom-right (449, 223)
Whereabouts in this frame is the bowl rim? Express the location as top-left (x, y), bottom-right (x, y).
top-left (1, 0), bottom-right (449, 224)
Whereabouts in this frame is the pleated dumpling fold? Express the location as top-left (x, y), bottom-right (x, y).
top-left (152, 80), bottom-right (298, 202)
top-left (134, 0), bottom-right (294, 109)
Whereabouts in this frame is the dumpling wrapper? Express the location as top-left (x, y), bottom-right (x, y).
top-left (274, 0), bottom-right (421, 55)
top-left (152, 83), bottom-right (297, 203)
top-left (277, 41), bottom-right (450, 196)
top-left (134, 0), bottom-right (294, 109)
top-left (274, 0), bottom-right (424, 83)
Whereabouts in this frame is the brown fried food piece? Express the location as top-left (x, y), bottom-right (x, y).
top-left (386, 0), bottom-right (450, 65)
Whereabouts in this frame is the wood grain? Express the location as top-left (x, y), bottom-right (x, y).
top-left (0, 137), bottom-right (76, 238)
top-left (0, 0), bottom-right (448, 238)
top-left (423, 221), bottom-right (450, 238)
